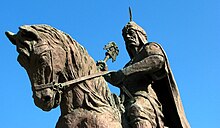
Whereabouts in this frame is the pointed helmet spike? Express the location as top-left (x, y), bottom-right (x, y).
top-left (129, 7), bottom-right (132, 21)
top-left (123, 6), bottom-right (147, 40)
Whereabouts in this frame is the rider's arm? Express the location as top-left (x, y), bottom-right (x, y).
top-left (104, 43), bottom-right (165, 86)
top-left (121, 43), bottom-right (165, 76)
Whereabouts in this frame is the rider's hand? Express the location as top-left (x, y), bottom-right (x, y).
top-left (104, 70), bottom-right (125, 87)
top-left (96, 60), bottom-right (108, 71)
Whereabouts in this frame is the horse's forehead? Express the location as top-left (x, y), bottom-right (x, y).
top-left (33, 43), bottom-right (52, 54)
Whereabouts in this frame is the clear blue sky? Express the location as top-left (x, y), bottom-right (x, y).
top-left (0, 0), bottom-right (219, 128)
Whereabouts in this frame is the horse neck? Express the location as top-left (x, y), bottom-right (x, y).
top-left (59, 49), bottom-right (113, 115)
top-left (59, 76), bottom-right (113, 115)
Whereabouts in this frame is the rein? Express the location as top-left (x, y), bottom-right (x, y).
top-left (33, 70), bottom-right (113, 92)
top-left (32, 49), bottom-right (112, 92)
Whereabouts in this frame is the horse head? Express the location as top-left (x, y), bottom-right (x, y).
top-left (6, 24), bottom-right (123, 128)
top-left (6, 25), bottom-right (71, 111)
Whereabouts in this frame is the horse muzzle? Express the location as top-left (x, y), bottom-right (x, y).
top-left (33, 88), bottom-right (60, 111)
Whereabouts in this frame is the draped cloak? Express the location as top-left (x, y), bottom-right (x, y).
top-left (152, 42), bottom-right (190, 128)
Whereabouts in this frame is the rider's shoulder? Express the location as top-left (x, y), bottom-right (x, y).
top-left (143, 42), bottom-right (162, 52)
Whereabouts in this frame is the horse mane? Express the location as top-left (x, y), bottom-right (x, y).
top-left (22, 24), bottom-right (97, 79)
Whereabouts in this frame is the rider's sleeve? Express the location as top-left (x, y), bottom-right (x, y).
top-left (121, 42), bottom-right (165, 76)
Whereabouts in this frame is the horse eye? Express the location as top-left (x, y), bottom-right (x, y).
top-left (38, 54), bottom-right (50, 65)
top-left (38, 57), bottom-right (45, 64)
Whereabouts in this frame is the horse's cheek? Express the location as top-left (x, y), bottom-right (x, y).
top-left (52, 49), bottom-right (66, 72)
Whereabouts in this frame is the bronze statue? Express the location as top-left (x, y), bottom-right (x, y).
top-left (103, 9), bottom-right (190, 128)
top-left (6, 14), bottom-right (190, 128)
top-left (6, 25), bottom-right (122, 128)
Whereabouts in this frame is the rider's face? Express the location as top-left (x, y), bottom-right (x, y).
top-left (123, 29), bottom-right (140, 47)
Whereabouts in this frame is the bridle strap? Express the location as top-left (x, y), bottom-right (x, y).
top-left (33, 82), bottom-right (54, 91)
top-left (33, 70), bottom-right (113, 91)
top-left (32, 48), bottom-right (113, 91)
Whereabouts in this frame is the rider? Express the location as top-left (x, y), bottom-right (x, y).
top-left (104, 20), bottom-right (166, 127)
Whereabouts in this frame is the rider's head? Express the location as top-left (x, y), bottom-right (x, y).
top-left (122, 21), bottom-right (148, 58)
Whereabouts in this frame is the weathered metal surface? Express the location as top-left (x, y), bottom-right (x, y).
top-left (6, 19), bottom-right (190, 128)
top-left (6, 25), bottom-right (122, 128)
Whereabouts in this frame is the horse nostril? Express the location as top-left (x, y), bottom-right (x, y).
top-left (43, 95), bottom-right (52, 102)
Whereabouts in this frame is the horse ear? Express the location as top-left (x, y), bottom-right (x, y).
top-left (19, 26), bottom-right (40, 41)
top-left (5, 31), bottom-right (17, 45)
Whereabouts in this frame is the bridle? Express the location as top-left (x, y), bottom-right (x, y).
top-left (32, 69), bottom-right (111, 107)
top-left (32, 70), bottom-right (112, 92)
top-left (31, 44), bottom-right (134, 105)
top-left (31, 48), bottom-right (112, 106)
